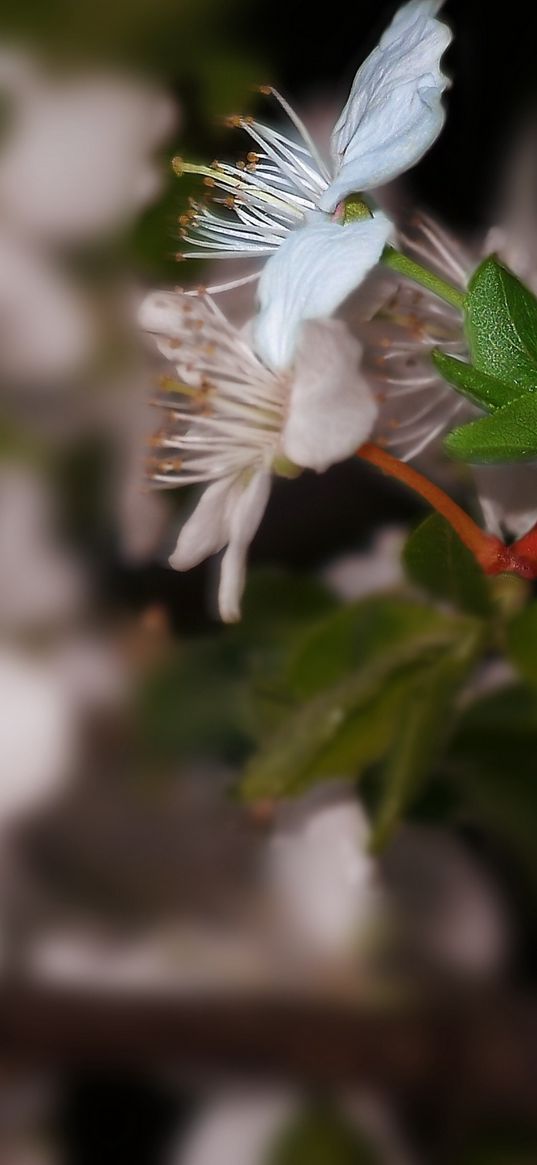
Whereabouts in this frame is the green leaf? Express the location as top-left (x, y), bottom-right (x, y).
top-left (507, 600), bottom-right (537, 684)
top-left (444, 391), bottom-right (537, 462)
top-left (465, 256), bottom-right (537, 391)
top-left (284, 596), bottom-right (456, 699)
top-left (443, 684), bottom-right (537, 887)
top-left (268, 1105), bottom-right (381, 1165)
top-left (135, 569), bottom-right (337, 766)
top-left (372, 629), bottom-right (482, 848)
top-left (240, 602), bottom-right (479, 802)
top-left (403, 514), bottom-right (493, 616)
top-left (135, 638), bottom-right (253, 767)
top-left (432, 349), bottom-right (515, 411)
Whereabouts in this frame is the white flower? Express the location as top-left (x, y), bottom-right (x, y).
top-left (323, 527), bottom-right (406, 600)
top-left (386, 826), bottom-right (508, 978)
top-left (140, 291), bottom-right (377, 621)
top-left (0, 465), bottom-right (84, 632)
top-left (0, 50), bottom-right (176, 386)
top-left (0, 648), bottom-right (76, 825)
top-left (267, 786), bottom-right (381, 960)
top-left (0, 233), bottom-right (96, 385)
top-left (367, 213), bottom-right (537, 539)
top-left (176, 0), bottom-right (451, 367)
top-left (367, 213), bottom-right (470, 462)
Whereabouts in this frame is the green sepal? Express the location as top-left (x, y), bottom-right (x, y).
top-left (432, 349), bottom-right (518, 412)
top-left (444, 391), bottom-right (537, 462)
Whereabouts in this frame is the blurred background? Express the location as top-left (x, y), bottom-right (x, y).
top-left (3, 0), bottom-right (537, 1162)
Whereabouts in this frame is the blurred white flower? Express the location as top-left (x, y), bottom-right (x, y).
top-left (0, 64), bottom-right (177, 242)
top-left (0, 464), bottom-right (84, 631)
top-left (172, 1092), bottom-right (298, 1165)
top-left (267, 786), bottom-right (381, 961)
top-left (50, 637), bottom-right (127, 713)
top-left (323, 527), bottom-right (406, 600)
top-left (177, 0), bottom-right (451, 368)
top-left (385, 826), bottom-right (509, 978)
top-left (0, 50), bottom-right (176, 385)
top-left (0, 648), bottom-right (76, 824)
top-left (0, 233), bottom-right (96, 384)
top-left (141, 292), bottom-right (376, 621)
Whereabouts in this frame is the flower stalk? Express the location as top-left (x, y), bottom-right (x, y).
top-left (356, 442), bottom-right (536, 577)
top-left (382, 246), bottom-right (467, 312)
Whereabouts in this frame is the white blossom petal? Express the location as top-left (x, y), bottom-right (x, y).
top-left (319, 0), bottom-right (451, 212)
top-left (474, 463), bottom-right (537, 540)
top-left (169, 476), bottom-right (238, 571)
top-left (254, 212), bottom-right (392, 371)
top-left (282, 320), bottom-right (377, 471)
top-left (218, 470), bottom-right (271, 622)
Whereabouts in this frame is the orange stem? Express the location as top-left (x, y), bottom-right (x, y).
top-left (357, 443), bottom-right (508, 574)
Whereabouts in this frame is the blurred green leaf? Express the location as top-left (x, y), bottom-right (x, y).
top-left (465, 256), bottom-right (537, 391)
top-left (268, 1105), bottom-right (381, 1165)
top-left (450, 1130), bottom-right (537, 1165)
top-left (507, 600), bottom-right (537, 685)
top-left (432, 350), bottom-right (514, 411)
top-left (135, 569), bottom-right (336, 767)
top-left (241, 600), bottom-right (480, 802)
top-left (135, 637), bottom-right (253, 766)
top-left (282, 596), bottom-right (454, 699)
top-left (443, 684), bottom-right (537, 885)
top-left (372, 627), bottom-right (482, 848)
top-left (444, 392), bottom-right (537, 462)
top-left (403, 514), bottom-right (493, 616)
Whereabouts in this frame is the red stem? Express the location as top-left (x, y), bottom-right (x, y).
top-left (357, 443), bottom-right (516, 575)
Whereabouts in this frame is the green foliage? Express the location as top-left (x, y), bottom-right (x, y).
top-left (507, 600), bottom-right (537, 685)
top-left (268, 1105), bottom-right (381, 1165)
top-left (403, 513), bottom-right (492, 616)
top-left (465, 256), bottom-right (537, 391)
top-left (440, 256), bottom-right (537, 462)
top-left (135, 570), bottom-right (336, 768)
top-left (432, 350), bottom-right (514, 411)
top-left (240, 597), bottom-right (481, 804)
top-left (440, 684), bottom-right (537, 886)
top-left (445, 392), bottom-right (537, 462)
top-left (372, 629), bottom-right (481, 848)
